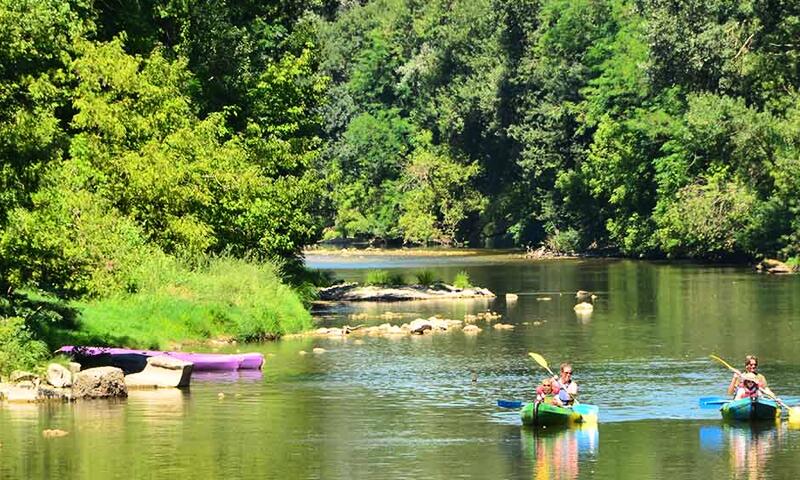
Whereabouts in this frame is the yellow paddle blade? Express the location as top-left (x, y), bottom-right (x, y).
top-left (580, 413), bottom-right (598, 425)
top-left (789, 407), bottom-right (800, 425)
top-left (528, 352), bottom-right (549, 370)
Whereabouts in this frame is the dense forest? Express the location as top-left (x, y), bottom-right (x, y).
top-left (318, 0), bottom-right (800, 263)
top-left (2, 0), bottom-right (800, 370)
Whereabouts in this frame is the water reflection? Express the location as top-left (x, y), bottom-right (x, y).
top-left (192, 369), bottom-right (263, 383)
top-left (700, 424), bottom-right (781, 480)
top-left (521, 425), bottom-right (599, 480)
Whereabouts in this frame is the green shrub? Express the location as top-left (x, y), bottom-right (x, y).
top-left (453, 271), bottom-right (472, 289)
top-left (0, 316), bottom-right (50, 377)
top-left (545, 229), bottom-right (582, 254)
top-left (365, 269), bottom-right (406, 286)
top-left (414, 270), bottom-right (439, 285)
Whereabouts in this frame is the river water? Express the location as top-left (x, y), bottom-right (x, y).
top-left (2, 253), bottom-right (800, 479)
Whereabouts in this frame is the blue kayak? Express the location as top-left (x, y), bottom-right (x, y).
top-left (720, 398), bottom-right (780, 422)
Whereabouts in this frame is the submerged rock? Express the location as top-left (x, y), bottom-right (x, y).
top-left (463, 325), bottom-right (481, 334)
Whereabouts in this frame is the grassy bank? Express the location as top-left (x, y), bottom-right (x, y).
top-left (66, 256), bottom-right (314, 349)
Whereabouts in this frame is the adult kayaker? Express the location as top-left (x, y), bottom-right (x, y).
top-left (552, 362), bottom-right (578, 405)
top-left (727, 355), bottom-right (775, 398)
top-left (734, 372), bottom-right (761, 400)
top-left (535, 378), bottom-right (564, 406)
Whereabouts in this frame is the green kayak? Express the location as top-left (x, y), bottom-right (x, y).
top-left (520, 402), bottom-right (584, 427)
top-left (720, 398), bottom-right (781, 423)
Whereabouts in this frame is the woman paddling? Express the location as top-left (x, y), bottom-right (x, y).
top-left (727, 355), bottom-right (775, 398)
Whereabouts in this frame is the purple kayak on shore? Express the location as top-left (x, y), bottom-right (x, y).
top-left (58, 346), bottom-right (264, 371)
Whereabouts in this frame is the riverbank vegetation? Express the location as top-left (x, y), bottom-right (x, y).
top-left (3, 1), bottom-right (800, 372)
top-left (0, 0), bottom-right (324, 374)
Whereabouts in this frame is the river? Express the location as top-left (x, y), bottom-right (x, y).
top-left (2, 253), bottom-right (800, 479)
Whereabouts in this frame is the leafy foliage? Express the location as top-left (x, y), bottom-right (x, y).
top-left (0, 316), bottom-right (50, 377)
top-left (452, 271), bottom-right (472, 289)
top-left (414, 270), bottom-right (439, 285)
top-left (0, 1), bottom-right (329, 347)
top-left (316, 0), bottom-right (800, 260)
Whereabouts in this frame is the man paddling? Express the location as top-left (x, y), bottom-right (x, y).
top-left (552, 362), bottom-right (578, 406)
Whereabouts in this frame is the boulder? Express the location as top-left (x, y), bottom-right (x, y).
top-left (73, 367), bottom-right (127, 399)
top-left (576, 290), bottom-right (593, 301)
top-left (125, 356), bottom-right (193, 389)
top-left (68, 362), bottom-right (82, 375)
top-left (463, 325), bottom-right (482, 334)
top-left (47, 363), bottom-right (72, 388)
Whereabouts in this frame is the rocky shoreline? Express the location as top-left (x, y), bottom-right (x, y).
top-left (317, 282), bottom-right (496, 302)
top-left (0, 355), bottom-right (193, 404)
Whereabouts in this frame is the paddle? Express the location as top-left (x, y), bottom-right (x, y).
top-left (709, 354), bottom-right (800, 423)
top-left (699, 396), bottom-right (730, 409)
top-left (528, 352), bottom-right (599, 422)
top-left (497, 399), bottom-right (524, 409)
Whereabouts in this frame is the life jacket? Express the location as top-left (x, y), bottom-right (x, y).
top-left (535, 384), bottom-right (560, 403)
top-left (736, 383), bottom-right (760, 399)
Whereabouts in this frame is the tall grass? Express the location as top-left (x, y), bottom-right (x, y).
top-left (414, 270), bottom-right (440, 285)
top-left (453, 271), bottom-right (472, 289)
top-left (71, 256), bottom-right (313, 349)
top-left (364, 269), bottom-right (406, 286)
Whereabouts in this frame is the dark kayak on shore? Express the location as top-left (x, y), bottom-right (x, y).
top-left (58, 346), bottom-right (264, 371)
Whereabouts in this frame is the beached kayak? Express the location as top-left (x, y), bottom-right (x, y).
top-left (58, 346), bottom-right (264, 371)
top-left (720, 398), bottom-right (781, 422)
top-left (520, 402), bottom-right (584, 426)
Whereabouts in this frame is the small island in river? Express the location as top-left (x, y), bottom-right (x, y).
top-left (318, 282), bottom-right (496, 302)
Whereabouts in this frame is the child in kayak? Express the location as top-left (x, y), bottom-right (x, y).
top-left (734, 372), bottom-right (761, 400)
top-left (535, 378), bottom-right (564, 406)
